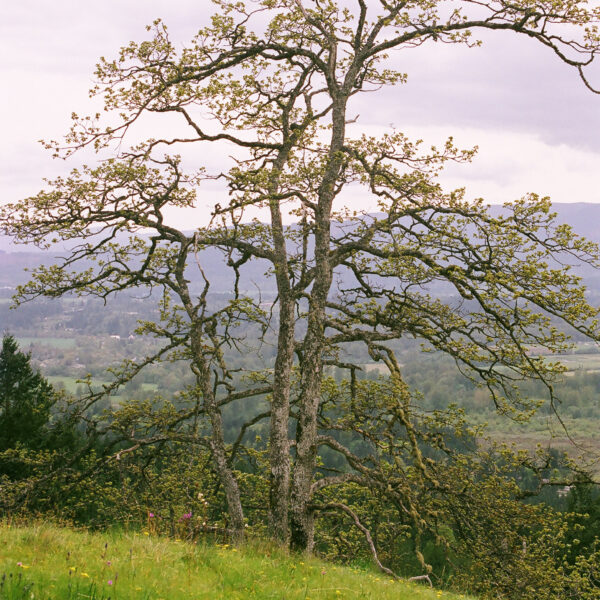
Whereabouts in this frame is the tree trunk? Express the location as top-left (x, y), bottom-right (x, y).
top-left (206, 405), bottom-right (246, 541)
top-left (289, 97), bottom-right (347, 551)
top-left (268, 295), bottom-right (294, 543)
top-left (196, 359), bottom-right (246, 541)
top-left (289, 292), bottom-right (328, 551)
top-left (289, 197), bottom-right (335, 552)
top-left (266, 146), bottom-right (298, 544)
top-left (186, 291), bottom-right (246, 542)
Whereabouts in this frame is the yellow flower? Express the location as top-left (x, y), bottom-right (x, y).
top-left (143, 531), bottom-right (150, 536)
top-left (81, 572), bottom-right (90, 578)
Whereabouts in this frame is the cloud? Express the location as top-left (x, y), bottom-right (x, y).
top-left (353, 33), bottom-right (600, 152)
top-left (343, 122), bottom-right (600, 209)
top-left (2, 1), bottom-right (599, 230)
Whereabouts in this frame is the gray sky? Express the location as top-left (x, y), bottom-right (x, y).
top-left (1, 1), bottom-right (600, 231)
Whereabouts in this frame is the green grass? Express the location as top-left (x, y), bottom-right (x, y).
top-left (0, 523), bottom-right (474, 600)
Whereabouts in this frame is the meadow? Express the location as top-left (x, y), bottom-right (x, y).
top-left (0, 522), bottom-right (473, 600)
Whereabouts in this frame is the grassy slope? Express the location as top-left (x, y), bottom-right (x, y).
top-left (0, 523), bottom-right (475, 600)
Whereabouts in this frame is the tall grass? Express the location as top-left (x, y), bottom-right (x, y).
top-left (0, 522), bottom-right (474, 599)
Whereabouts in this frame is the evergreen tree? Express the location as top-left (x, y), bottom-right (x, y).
top-left (0, 334), bottom-right (55, 452)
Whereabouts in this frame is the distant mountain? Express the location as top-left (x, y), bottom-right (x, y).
top-left (547, 203), bottom-right (600, 242)
top-left (1, 203), bottom-right (599, 293)
top-left (0, 250), bottom-right (57, 289)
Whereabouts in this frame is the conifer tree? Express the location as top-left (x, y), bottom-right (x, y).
top-left (0, 335), bottom-right (55, 452)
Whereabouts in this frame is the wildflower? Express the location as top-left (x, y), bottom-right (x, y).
top-left (16, 562), bottom-right (22, 567)
top-left (106, 561), bottom-right (111, 566)
top-left (148, 513), bottom-right (155, 518)
top-left (143, 531), bottom-right (150, 536)
top-left (108, 580), bottom-right (113, 586)
top-left (81, 572), bottom-right (90, 578)
top-left (180, 512), bottom-right (192, 521)
top-left (69, 566), bottom-right (76, 572)
top-left (321, 569), bottom-right (326, 575)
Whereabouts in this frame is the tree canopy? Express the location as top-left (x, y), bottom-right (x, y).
top-left (2, 0), bottom-right (600, 565)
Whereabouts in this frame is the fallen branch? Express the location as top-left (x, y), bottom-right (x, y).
top-left (408, 574), bottom-right (433, 587)
top-left (312, 502), bottom-right (398, 580)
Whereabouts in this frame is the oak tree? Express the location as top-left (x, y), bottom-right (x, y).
top-left (2, 0), bottom-right (600, 554)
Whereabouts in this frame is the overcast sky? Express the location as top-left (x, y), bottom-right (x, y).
top-left (1, 0), bottom-right (600, 232)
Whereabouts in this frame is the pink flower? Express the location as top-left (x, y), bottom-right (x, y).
top-left (148, 512), bottom-right (155, 518)
top-left (16, 562), bottom-right (23, 567)
top-left (108, 580), bottom-right (113, 586)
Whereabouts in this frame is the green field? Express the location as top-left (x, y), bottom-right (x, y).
top-left (0, 523), bottom-right (473, 600)
top-left (46, 376), bottom-right (158, 395)
top-left (17, 337), bottom-right (77, 350)
top-left (45, 376), bottom-right (110, 394)
top-left (554, 352), bottom-right (600, 372)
